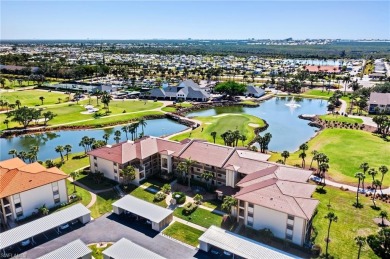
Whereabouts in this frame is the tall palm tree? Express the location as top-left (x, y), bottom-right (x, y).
top-left (201, 171), bottom-right (215, 189)
top-left (69, 171), bottom-right (79, 193)
top-left (368, 168), bottom-right (378, 181)
top-left (310, 150), bottom-right (318, 169)
top-left (359, 162), bottom-right (369, 190)
top-left (29, 145), bottom-right (39, 161)
top-left (102, 133), bottom-right (110, 144)
top-left (240, 134), bottom-right (247, 146)
top-left (354, 172), bottom-right (365, 207)
top-left (3, 119), bottom-right (9, 129)
top-left (379, 210), bottom-right (388, 227)
top-left (210, 131), bottom-right (217, 143)
top-left (39, 96), bottom-right (45, 105)
top-left (319, 162), bottom-right (329, 187)
top-left (95, 90), bottom-right (102, 106)
top-left (139, 118), bottom-right (147, 135)
top-left (379, 165), bottom-right (388, 186)
top-left (355, 236), bottom-right (366, 259)
top-left (343, 74), bottom-right (351, 95)
top-left (8, 149), bottom-right (18, 158)
top-left (184, 158), bottom-right (196, 188)
top-left (55, 145), bottom-right (65, 162)
top-left (101, 92), bottom-right (112, 112)
top-left (325, 212), bottom-right (338, 257)
top-left (281, 151), bottom-right (290, 164)
top-left (299, 152), bottom-right (307, 168)
top-left (120, 165), bottom-right (136, 186)
top-left (64, 144), bottom-right (72, 160)
top-left (372, 179), bottom-right (382, 209)
top-left (114, 130), bottom-right (121, 143)
top-left (121, 125), bottom-right (129, 140)
top-left (15, 100), bottom-right (21, 109)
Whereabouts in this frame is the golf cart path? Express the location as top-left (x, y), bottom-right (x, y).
top-left (339, 99), bottom-right (376, 127)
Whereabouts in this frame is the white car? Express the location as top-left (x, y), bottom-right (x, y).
top-left (59, 223), bottom-right (69, 230)
top-left (20, 239), bottom-right (30, 247)
top-left (223, 250), bottom-right (232, 256)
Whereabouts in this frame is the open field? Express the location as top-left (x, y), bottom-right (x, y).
top-left (170, 114), bottom-right (265, 146)
top-left (162, 221), bottom-right (204, 247)
top-left (0, 90), bottom-right (68, 106)
top-left (313, 186), bottom-right (389, 259)
top-left (173, 207), bottom-right (223, 229)
top-left (319, 114), bottom-right (363, 124)
top-left (270, 129), bottom-right (390, 185)
top-left (53, 152), bottom-right (89, 174)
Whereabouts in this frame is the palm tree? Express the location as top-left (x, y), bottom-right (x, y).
top-left (299, 152), bottom-right (307, 168)
top-left (221, 196), bottom-right (237, 213)
top-left (45, 159), bottom-right (55, 168)
top-left (139, 118), bottom-right (147, 134)
top-left (325, 212), bottom-right (338, 257)
top-left (379, 165), bottom-right (388, 186)
top-left (64, 144), bottom-right (72, 160)
top-left (372, 179), bottom-right (382, 209)
top-left (121, 125), bottom-right (129, 140)
top-left (102, 133), bottom-right (110, 144)
top-left (210, 131), bottom-right (217, 143)
top-left (176, 162), bottom-right (188, 183)
top-left (3, 119), bottom-right (9, 129)
top-left (343, 74), bottom-right (351, 95)
top-left (281, 151), bottom-right (290, 164)
top-left (29, 146), bottom-right (39, 161)
top-left (55, 145), bottom-right (65, 162)
top-left (359, 162), bottom-right (369, 190)
top-left (18, 151), bottom-right (27, 162)
top-left (368, 168), bottom-right (378, 181)
top-left (15, 100), bottom-right (21, 109)
top-left (240, 134), bottom-right (247, 146)
top-left (101, 92), bottom-right (112, 112)
top-left (299, 143), bottom-right (309, 154)
top-left (69, 171), bottom-right (79, 193)
top-left (355, 236), bottom-right (366, 259)
top-left (114, 130), bottom-right (121, 143)
top-left (184, 158), bottom-right (195, 188)
top-left (379, 210), bottom-right (388, 227)
top-left (354, 172), bottom-right (365, 207)
top-left (201, 171), bottom-right (215, 189)
top-left (95, 90), bottom-right (102, 106)
top-left (8, 149), bottom-right (18, 158)
top-left (319, 162), bottom-right (329, 187)
top-left (121, 165), bottom-right (136, 186)
top-left (39, 96), bottom-right (45, 105)
top-left (310, 150), bottom-right (318, 169)
top-left (36, 204), bottom-right (49, 216)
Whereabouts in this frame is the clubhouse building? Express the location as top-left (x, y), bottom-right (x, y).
top-left (87, 136), bottom-right (318, 246)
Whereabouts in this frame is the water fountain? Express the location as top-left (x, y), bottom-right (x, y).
top-left (285, 97), bottom-right (301, 108)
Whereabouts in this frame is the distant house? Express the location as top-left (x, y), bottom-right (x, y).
top-left (305, 65), bottom-right (340, 74)
top-left (145, 79), bottom-right (210, 102)
top-left (245, 85), bottom-right (265, 98)
top-left (368, 92), bottom-right (390, 114)
top-left (368, 73), bottom-right (386, 80)
top-left (0, 158), bottom-right (68, 227)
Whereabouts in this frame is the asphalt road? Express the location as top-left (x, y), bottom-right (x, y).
top-left (17, 213), bottom-right (212, 259)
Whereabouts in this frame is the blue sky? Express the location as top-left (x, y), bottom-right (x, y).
top-left (1, 1), bottom-right (389, 40)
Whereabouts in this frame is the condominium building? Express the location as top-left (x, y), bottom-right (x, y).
top-left (0, 158), bottom-right (68, 228)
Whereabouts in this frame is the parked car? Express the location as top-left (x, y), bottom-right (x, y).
top-left (20, 239), bottom-right (30, 247)
top-left (210, 249), bottom-right (221, 255)
top-left (146, 220), bottom-right (152, 225)
top-left (223, 250), bottom-right (232, 256)
top-left (59, 223), bottom-right (69, 230)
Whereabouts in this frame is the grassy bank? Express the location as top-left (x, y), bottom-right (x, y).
top-left (319, 114), bottom-right (363, 124)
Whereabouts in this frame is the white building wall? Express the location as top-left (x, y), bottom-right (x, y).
top-left (92, 157), bottom-right (117, 182)
top-left (17, 180), bottom-right (67, 219)
top-left (292, 217), bottom-right (305, 245)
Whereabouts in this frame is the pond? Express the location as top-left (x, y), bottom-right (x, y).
top-left (186, 97), bottom-right (328, 152)
top-left (0, 118), bottom-right (187, 161)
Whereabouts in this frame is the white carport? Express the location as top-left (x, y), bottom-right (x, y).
top-left (0, 204), bottom-right (90, 251)
top-left (112, 195), bottom-right (172, 231)
top-left (103, 238), bottom-right (165, 259)
top-left (199, 226), bottom-right (298, 259)
top-left (38, 239), bottom-right (91, 259)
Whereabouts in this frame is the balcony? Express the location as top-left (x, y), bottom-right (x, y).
top-left (2, 198), bottom-right (10, 207)
top-left (5, 206), bottom-right (12, 216)
top-left (239, 200), bottom-right (245, 208)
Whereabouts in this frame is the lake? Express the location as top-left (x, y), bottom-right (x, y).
top-left (186, 97), bottom-right (328, 152)
top-left (0, 118), bottom-right (187, 161)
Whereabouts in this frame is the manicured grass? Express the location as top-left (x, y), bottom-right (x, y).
top-left (303, 89), bottom-right (334, 98)
top-left (0, 90), bottom-right (67, 106)
top-left (128, 185), bottom-right (167, 207)
top-left (66, 180), bottom-right (92, 207)
top-left (161, 102), bottom-right (193, 112)
top-left (240, 100), bottom-right (258, 106)
top-left (312, 186), bottom-right (389, 259)
top-left (319, 114), bottom-right (363, 124)
top-left (162, 222), bottom-right (204, 247)
top-left (173, 207), bottom-right (222, 229)
top-left (89, 190), bottom-right (120, 218)
top-left (201, 199), bottom-right (223, 211)
top-left (76, 174), bottom-right (117, 190)
top-left (53, 152), bottom-right (89, 174)
top-left (89, 244), bottom-right (112, 259)
top-left (269, 129), bottom-right (390, 186)
top-left (170, 114), bottom-right (265, 146)
top-left (2, 78), bottom-right (38, 88)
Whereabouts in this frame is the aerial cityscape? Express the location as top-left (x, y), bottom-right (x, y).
top-left (0, 1), bottom-right (389, 259)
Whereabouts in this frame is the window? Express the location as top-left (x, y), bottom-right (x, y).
top-left (94, 156), bottom-right (97, 160)
top-left (217, 181), bottom-right (222, 185)
top-left (286, 234), bottom-right (293, 241)
top-left (288, 215), bottom-right (294, 221)
top-left (53, 190), bottom-right (59, 196)
top-left (248, 203), bottom-right (254, 208)
top-left (248, 212), bottom-right (253, 218)
top-left (16, 211), bottom-right (23, 217)
top-left (247, 221), bottom-right (253, 227)
top-left (15, 203), bottom-right (21, 209)
top-left (13, 194), bottom-right (20, 200)
top-left (113, 162), bottom-right (117, 166)
top-left (114, 169), bottom-right (117, 174)
top-left (54, 197), bottom-right (60, 203)
top-left (51, 182), bottom-right (58, 187)
top-left (287, 224), bottom-right (294, 230)
top-left (94, 163), bottom-right (98, 167)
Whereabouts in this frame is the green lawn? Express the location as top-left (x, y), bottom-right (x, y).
top-left (269, 129), bottom-right (390, 186)
top-left (53, 152), bottom-right (89, 174)
top-left (0, 90), bottom-right (67, 106)
top-left (161, 102), bottom-right (193, 113)
top-left (162, 222), bottom-right (204, 247)
top-left (313, 186), bottom-right (389, 259)
top-left (89, 244), bottom-right (112, 259)
top-left (2, 78), bottom-right (38, 88)
top-left (128, 185), bottom-right (167, 208)
top-left (303, 89), bottom-right (334, 98)
top-left (66, 180), bottom-right (92, 207)
top-left (319, 114), bottom-right (363, 124)
top-left (89, 190), bottom-right (120, 218)
top-left (170, 114), bottom-right (265, 146)
top-left (201, 200), bottom-right (223, 211)
top-left (173, 207), bottom-right (223, 229)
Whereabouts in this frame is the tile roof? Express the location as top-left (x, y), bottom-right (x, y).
top-left (369, 92), bottom-right (390, 105)
top-left (0, 158), bottom-right (68, 198)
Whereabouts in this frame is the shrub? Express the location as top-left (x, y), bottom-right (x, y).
top-left (193, 194), bottom-right (203, 204)
top-left (183, 202), bottom-right (197, 215)
top-left (172, 192), bottom-right (186, 204)
top-left (161, 184), bottom-right (171, 194)
top-left (311, 244), bottom-right (322, 256)
top-left (153, 192), bottom-right (166, 202)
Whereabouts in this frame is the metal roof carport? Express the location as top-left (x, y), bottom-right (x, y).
top-left (37, 239), bottom-right (91, 259)
top-left (112, 195), bottom-right (173, 231)
top-left (103, 238), bottom-right (165, 259)
top-left (0, 204), bottom-right (90, 251)
top-left (199, 226), bottom-right (298, 259)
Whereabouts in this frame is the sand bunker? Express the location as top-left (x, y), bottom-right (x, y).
top-left (248, 123), bottom-right (259, 127)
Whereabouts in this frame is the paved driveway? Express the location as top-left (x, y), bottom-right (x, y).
top-left (19, 213), bottom-right (211, 259)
